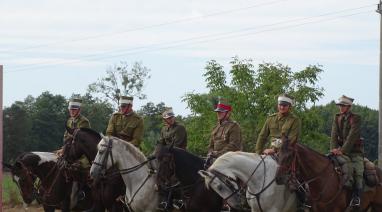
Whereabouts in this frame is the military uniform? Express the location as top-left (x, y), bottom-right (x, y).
top-left (208, 119), bottom-right (242, 157)
top-left (63, 114), bottom-right (90, 141)
top-left (255, 112), bottom-right (301, 154)
top-left (106, 111), bottom-right (144, 147)
top-left (160, 121), bottom-right (187, 149)
top-left (331, 111), bottom-right (363, 189)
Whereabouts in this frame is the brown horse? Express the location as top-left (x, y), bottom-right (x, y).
top-left (276, 139), bottom-right (382, 212)
top-left (62, 127), bottom-right (126, 212)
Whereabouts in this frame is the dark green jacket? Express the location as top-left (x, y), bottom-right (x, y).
top-left (331, 112), bottom-right (363, 155)
top-left (63, 114), bottom-right (90, 141)
top-left (255, 112), bottom-right (301, 154)
top-left (160, 121), bottom-right (187, 149)
top-left (106, 111), bottom-right (144, 147)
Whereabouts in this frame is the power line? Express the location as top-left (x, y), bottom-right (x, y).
top-left (0, 0), bottom-right (289, 54)
top-left (6, 7), bottom-right (374, 73)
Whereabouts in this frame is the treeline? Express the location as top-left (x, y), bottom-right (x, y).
top-left (4, 58), bottom-right (379, 163)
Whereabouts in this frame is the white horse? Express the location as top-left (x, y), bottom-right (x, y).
top-left (90, 136), bottom-right (159, 212)
top-left (199, 152), bottom-right (297, 212)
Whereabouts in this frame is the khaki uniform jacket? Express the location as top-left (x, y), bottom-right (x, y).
top-left (106, 111), bottom-right (144, 147)
top-left (160, 121), bottom-right (187, 149)
top-left (255, 112), bottom-right (301, 154)
top-left (208, 119), bottom-right (242, 157)
top-left (63, 114), bottom-right (90, 141)
top-left (331, 112), bottom-right (363, 155)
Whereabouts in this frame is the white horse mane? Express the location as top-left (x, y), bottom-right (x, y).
top-left (100, 136), bottom-right (147, 162)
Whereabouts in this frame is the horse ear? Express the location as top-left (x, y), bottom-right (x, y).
top-left (2, 162), bottom-right (13, 170)
top-left (198, 170), bottom-right (213, 178)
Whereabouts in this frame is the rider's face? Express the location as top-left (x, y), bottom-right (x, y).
top-left (69, 108), bottom-right (80, 117)
top-left (163, 117), bottom-right (175, 127)
top-left (120, 104), bottom-right (132, 114)
top-left (338, 105), bottom-right (351, 114)
top-left (277, 103), bottom-right (290, 115)
top-left (217, 111), bottom-right (229, 121)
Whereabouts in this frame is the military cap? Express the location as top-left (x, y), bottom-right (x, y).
top-left (120, 96), bottom-right (133, 106)
top-left (336, 95), bottom-right (354, 106)
top-left (68, 98), bottom-right (82, 110)
top-left (214, 98), bottom-right (232, 112)
top-left (162, 107), bottom-right (175, 119)
top-left (278, 93), bottom-right (294, 106)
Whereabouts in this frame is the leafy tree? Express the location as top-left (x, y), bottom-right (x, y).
top-left (29, 92), bottom-right (67, 151)
top-left (3, 103), bottom-right (32, 162)
top-left (88, 61), bottom-right (151, 108)
top-left (137, 102), bottom-right (166, 154)
top-left (183, 57), bottom-right (325, 155)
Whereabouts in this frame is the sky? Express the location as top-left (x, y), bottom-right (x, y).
top-left (1, 0), bottom-right (379, 116)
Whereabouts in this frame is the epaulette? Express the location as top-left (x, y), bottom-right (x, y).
top-left (112, 112), bottom-right (123, 115)
top-left (269, 113), bottom-right (278, 117)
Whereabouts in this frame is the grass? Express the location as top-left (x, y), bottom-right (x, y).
top-left (2, 172), bottom-right (22, 206)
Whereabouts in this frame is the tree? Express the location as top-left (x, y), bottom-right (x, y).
top-left (183, 57), bottom-right (325, 155)
top-left (137, 102), bottom-right (166, 154)
top-left (88, 61), bottom-right (151, 108)
top-left (29, 92), bottom-right (67, 151)
top-left (3, 103), bottom-right (32, 162)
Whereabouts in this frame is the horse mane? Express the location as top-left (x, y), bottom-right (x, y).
top-left (295, 143), bottom-right (328, 160)
top-left (107, 136), bottom-right (147, 162)
top-left (172, 147), bottom-right (204, 170)
top-left (79, 127), bottom-right (101, 140)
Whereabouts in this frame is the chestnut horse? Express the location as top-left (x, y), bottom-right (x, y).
top-left (276, 139), bottom-right (382, 212)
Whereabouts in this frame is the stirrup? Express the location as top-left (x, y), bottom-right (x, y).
top-left (157, 201), bottom-right (169, 211)
top-left (350, 197), bottom-right (360, 207)
top-left (172, 199), bottom-right (184, 210)
top-left (77, 190), bottom-right (85, 201)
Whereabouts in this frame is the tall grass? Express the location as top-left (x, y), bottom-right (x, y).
top-left (2, 172), bottom-right (22, 206)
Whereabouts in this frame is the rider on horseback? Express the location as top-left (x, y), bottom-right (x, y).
top-left (330, 95), bottom-right (364, 209)
top-left (157, 107), bottom-right (188, 211)
top-left (63, 98), bottom-right (91, 203)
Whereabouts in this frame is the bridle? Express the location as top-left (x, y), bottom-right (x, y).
top-left (277, 143), bottom-right (344, 205)
top-left (208, 155), bottom-right (273, 212)
top-left (12, 162), bottom-right (41, 203)
top-left (92, 137), bottom-right (156, 212)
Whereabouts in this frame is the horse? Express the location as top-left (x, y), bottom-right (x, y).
top-left (90, 136), bottom-right (159, 212)
top-left (276, 139), bottom-right (382, 212)
top-left (199, 151), bottom-right (297, 212)
top-left (3, 151), bottom-right (83, 212)
top-left (154, 143), bottom-right (223, 212)
top-left (62, 127), bottom-right (126, 212)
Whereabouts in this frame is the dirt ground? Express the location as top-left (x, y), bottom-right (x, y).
top-left (2, 205), bottom-right (44, 212)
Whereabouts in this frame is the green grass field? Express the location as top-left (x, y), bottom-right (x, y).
top-left (2, 173), bottom-right (22, 205)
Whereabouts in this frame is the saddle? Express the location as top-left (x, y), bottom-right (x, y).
top-left (330, 155), bottom-right (379, 187)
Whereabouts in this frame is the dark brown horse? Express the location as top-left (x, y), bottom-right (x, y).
top-left (155, 143), bottom-right (223, 212)
top-left (276, 139), bottom-right (382, 212)
top-left (62, 127), bottom-right (126, 212)
top-left (4, 152), bottom-right (92, 212)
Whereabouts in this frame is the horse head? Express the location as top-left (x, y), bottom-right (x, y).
top-left (63, 128), bottom-right (101, 163)
top-left (7, 156), bottom-right (37, 204)
top-left (154, 143), bottom-right (177, 186)
top-left (199, 169), bottom-right (242, 209)
top-left (275, 138), bottom-right (297, 185)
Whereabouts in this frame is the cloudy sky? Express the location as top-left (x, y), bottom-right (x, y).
top-left (1, 0), bottom-right (379, 115)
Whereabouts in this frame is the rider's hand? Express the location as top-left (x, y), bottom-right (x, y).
top-left (330, 148), bottom-right (343, 155)
top-left (263, 148), bottom-right (275, 155)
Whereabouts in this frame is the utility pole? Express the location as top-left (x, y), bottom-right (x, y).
top-left (377, 1), bottom-right (382, 169)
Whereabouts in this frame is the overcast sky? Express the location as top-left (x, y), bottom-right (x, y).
top-left (1, 0), bottom-right (379, 115)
